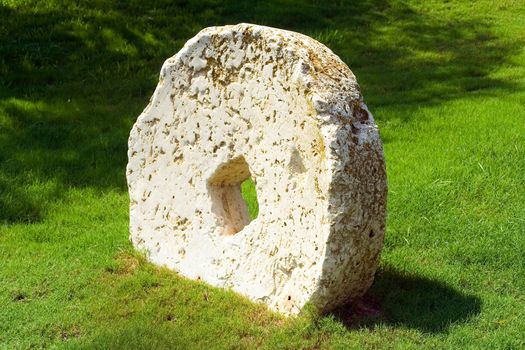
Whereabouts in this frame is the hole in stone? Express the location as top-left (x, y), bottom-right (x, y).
top-left (208, 156), bottom-right (259, 236)
top-left (369, 230), bottom-right (375, 238)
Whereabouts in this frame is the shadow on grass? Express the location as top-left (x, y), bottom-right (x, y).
top-left (0, 0), bottom-right (521, 223)
top-left (331, 266), bottom-right (481, 333)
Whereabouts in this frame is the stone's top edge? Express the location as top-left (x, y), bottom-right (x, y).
top-left (165, 23), bottom-right (363, 122)
top-left (197, 23), bottom-right (308, 37)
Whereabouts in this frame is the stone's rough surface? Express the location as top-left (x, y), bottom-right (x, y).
top-left (127, 23), bottom-right (387, 315)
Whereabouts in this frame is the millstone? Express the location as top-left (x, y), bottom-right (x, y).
top-left (127, 23), bottom-right (387, 315)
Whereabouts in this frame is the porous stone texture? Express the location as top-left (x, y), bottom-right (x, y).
top-left (127, 24), bottom-right (387, 315)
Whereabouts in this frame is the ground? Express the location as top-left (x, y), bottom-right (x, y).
top-left (1, 0), bottom-right (524, 349)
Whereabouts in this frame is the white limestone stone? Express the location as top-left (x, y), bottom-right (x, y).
top-left (127, 24), bottom-right (387, 315)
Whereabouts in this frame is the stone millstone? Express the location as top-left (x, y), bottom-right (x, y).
top-left (127, 23), bottom-right (387, 315)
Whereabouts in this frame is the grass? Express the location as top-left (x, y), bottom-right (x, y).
top-left (1, 0), bottom-right (524, 348)
top-left (241, 178), bottom-right (259, 220)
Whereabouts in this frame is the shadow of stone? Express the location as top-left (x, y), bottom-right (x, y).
top-left (330, 266), bottom-right (481, 333)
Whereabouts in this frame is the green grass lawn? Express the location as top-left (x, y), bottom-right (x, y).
top-left (1, 0), bottom-right (524, 348)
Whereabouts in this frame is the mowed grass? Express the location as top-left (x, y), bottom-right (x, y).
top-left (1, 0), bottom-right (524, 348)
